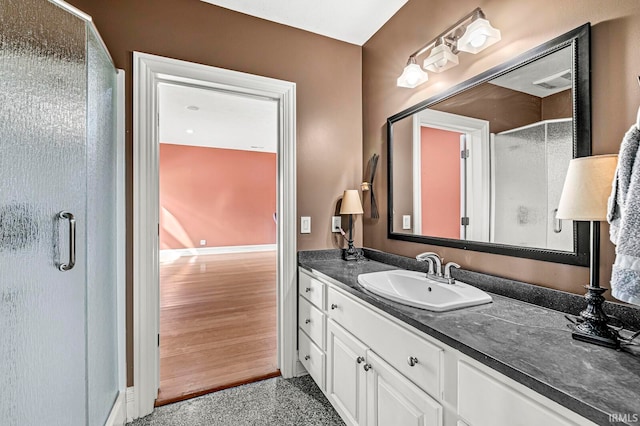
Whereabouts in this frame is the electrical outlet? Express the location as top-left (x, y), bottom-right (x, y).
top-left (331, 216), bottom-right (341, 232)
top-left (199, 239), bottom-right (207, 246)
top-left (300, 216), bottom-right (311, 234)
top-left (402, 215), bottom-right (411, 230)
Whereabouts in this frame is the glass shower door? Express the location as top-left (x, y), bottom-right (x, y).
top-left (1, 0), bottom-right (88, 424)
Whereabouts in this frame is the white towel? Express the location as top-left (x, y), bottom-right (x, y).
top-left (607, 124), bottom-right (640, 305)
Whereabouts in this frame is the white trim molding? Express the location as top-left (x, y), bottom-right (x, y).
top-left (125, 387), bottom-right (136, 423)
top-left (159, 244), bottom-right (276, 261)
top-left (104, 391), bottom-right (126, 426)
top-left (413, 109), bottom-right (490, 241)
top-left (133, 52), bottom-right (297, 419)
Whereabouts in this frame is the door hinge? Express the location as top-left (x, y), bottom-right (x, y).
top-left (157, 334), bottom-right (160, 347)
top-left (158, 223), bottom-right (160, 236)
top-left (461, 217), bottom-right (470, 226)
top-left (461, 149), bottom-right (469, 159)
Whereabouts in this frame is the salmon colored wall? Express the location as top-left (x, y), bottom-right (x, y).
top-left (67, 0), bottom-right (362, 385)
top-left (421, 127), bottom-right (461, 239)
top-left (363, 0), bottom-right (640, 299)
top-left (159, 144), bottom-right (276, 249)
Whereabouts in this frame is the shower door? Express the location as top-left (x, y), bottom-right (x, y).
top-left (1, 0), bottom-right (117, 424)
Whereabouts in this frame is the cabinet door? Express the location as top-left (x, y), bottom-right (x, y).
top-left (327, 319), bottom-right (368, 426)
top-left (366, 350), bottom-right (443, 426)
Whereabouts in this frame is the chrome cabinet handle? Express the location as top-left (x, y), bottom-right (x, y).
top-left (363, 363), bottom-right (372, 371)
top-left (407, 356), bottom-right (419, 367)
top-left (356, 356), bottom-right (365, 364)
top-left (58, 211), bottom-right (76, 271)
top-left (304, 355), bottom-right (310, 361)
top-left (305, 319), bottom-right (311, 324)
top-left (553, 208), bottom-right (562, 233)
top-left (331, 303), bottom-right (338, 310)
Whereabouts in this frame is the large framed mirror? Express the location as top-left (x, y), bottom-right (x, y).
top-left (388, 24), bottom-right (591, 265)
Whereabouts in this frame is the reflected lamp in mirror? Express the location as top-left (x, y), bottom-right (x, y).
top-left (556, 154), bottom-right (620, 348)
top-left (340, 190), bottom-right (364, 261)
top-left (396, 7), bottom-right (500, 88)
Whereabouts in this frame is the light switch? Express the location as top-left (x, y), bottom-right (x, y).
top-left (301, 216), bottom-right (311, 234)
top-left (402, 215), bottom-right (411, 230)
top-left (331, 216), bottom-right (341, 233)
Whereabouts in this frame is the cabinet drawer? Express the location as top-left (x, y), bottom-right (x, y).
top-left (458, 360), bottom-right (590, 426)
top-left (299, 296), bottom-right (325, 350)
top-left (299, 330), bottom-right (325, 391)
top-left (328, 286), bottom-right (443, 399)
top-left (299, 269), bottom-right (326, 309)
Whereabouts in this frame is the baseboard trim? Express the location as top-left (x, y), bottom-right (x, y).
top-left (160, 244), bottom-right (276, 261)
top-left (105, 390), bottom-right (127, 426)
top-left (126, 386), bottom-right (137, 422)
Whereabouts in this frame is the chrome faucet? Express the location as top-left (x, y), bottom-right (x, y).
top-left (444, 262), bottom-right (460, 285)
top-left (416, 252), bottom-right (443, 277)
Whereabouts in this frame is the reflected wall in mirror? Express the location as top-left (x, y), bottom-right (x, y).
top-left (388, 24), bottom-right (590, 265)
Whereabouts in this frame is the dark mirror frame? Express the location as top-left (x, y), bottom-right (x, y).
top-left (387, 24), bottom-right (591, 266)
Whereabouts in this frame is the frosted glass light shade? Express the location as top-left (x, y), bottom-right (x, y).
top-left (423, 44), bottom-right (459, 73)
top-left (457, 18), bottom-right (501, 54)
top-left (556, 154), bottom-right (618, 221)
top-left (397, 62), bottom-right (428, 88)
top-left (340, 190), bottom-right (364, 215)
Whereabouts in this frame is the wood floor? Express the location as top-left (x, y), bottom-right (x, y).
top-left (156, 251), bottom-right (279, 406)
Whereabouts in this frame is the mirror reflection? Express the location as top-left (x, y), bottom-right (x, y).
top-left (391, 46), bottom-right (576, 251)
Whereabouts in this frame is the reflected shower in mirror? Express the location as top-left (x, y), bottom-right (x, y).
top-left (388, 25), bottom-right (591, 265)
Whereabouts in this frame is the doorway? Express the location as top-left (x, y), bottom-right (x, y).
top-left (133, 52), bottom-right (297, 418)
top-left (156, 83), bottom-right (280, 404)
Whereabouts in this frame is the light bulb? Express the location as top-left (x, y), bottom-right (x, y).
top-left (470, 33), bottom-right (487, 48)
top-left (406, 69), bottom-right (421, 85)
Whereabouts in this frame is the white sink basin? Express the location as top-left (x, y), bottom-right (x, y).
top-left (357, 269), bottom-right (492, 312)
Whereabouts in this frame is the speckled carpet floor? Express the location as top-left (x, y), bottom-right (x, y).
top-left (128, 375), bottom-right (345, 425)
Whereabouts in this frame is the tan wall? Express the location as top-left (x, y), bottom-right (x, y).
top-left (68, 0), bottom-right (363, 385)
top-left (363, 1), bottom-right (640, 297)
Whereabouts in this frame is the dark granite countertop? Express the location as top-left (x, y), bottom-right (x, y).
top-left (298, 249), bottom-right (640, 426)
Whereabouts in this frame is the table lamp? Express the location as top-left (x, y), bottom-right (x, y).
top-left (340, 190), bottom-right (364, 261)
top-left (556, 154), bottom-right (619, 348)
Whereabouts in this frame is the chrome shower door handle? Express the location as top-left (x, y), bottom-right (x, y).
top-left (58, 211), bottom-right (76, 271)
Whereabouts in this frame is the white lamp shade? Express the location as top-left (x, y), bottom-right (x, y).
top-left (397, 63), bottom-right (428, 88)
top-left (340, 190), bottom-right (364, 215)
top-left (457, 18), bottom-right (501, 54)
top-left (423, 43), bottom-right (459, 73)
top-left (556, 154), bottom-right (618, 221)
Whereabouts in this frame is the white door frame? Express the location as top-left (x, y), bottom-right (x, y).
top-left (133, 52), bottom-right (297, 418)
top-left (412, 109), bottom-right (490, 241)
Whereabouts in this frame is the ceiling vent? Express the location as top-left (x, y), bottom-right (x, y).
top-left (532, 69), bottom-right (572, 90)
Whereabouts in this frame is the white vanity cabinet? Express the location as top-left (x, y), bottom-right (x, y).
top-left (298, 269), bottom-right (327, 390)
top-left (298, 267), bottom-right (597, 426)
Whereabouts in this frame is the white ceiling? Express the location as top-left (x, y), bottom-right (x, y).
top-left (489, 47), bottom-right (573, 98)
top-left (200, 0), bottom-right (408, 45)
top-left (158, 83), bottom-right (278, 153)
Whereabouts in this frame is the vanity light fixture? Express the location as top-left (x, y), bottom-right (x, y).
top-left (340, 190), bottom-right (364, 261)
top-left (423, 38), bottom-right (459, 73)
top-left (456, 10), bottom-right (502, 54)
top-left (396, 7), bottom-right (501, 88)
top-left (397, 56), bottom-right (429, 89)
top-left (556, 154), bottom-right (620, 349)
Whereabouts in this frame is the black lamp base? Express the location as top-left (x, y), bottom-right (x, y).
top-left (572, 285), bottom-right (620, 349)
top-left (343, 243), bottom-right (359, 261)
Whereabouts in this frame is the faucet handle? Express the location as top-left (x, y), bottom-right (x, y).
top-left (444, 262), bottom-right (460, 281)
